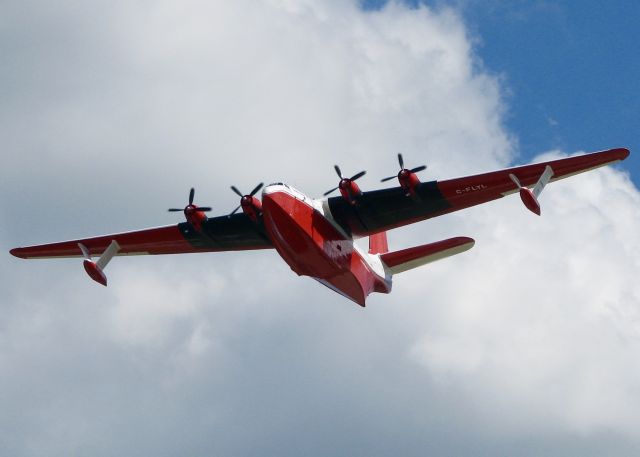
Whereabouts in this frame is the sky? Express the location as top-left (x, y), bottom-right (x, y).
top-left (1, 1), bottom-right (639, 456)
top-left (365, 0), bottom-right (640, 178)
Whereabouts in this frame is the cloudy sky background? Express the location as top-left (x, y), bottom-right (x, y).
top-left (2, 1), bottom-right (639, 455)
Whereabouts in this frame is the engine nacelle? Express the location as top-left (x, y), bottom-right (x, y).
top-left (397, 169), bottom-right (422, 198)
top-left (338, 179), bottom-right (362, 205)
top-left (241, 195), bottom-right (263, 222)
top-left (184, 206), bottom-right (208, 231)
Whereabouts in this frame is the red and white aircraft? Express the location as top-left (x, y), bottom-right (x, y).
top-left (10, 148), bottom-right (630, 306)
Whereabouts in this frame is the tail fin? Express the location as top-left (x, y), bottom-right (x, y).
top-left (380, 237), bottom-right (474, 274)
top-left (369, 232), bottom-right (389, 254)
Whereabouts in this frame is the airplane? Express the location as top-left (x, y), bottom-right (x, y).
top-left (10, 147), bottom-right (630, 307)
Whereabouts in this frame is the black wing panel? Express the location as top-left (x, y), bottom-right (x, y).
top-left (11, 213), bottom-right (272, 259)
top-left (327, 148), bottom-right (630, 237)
top-left (327, 181), bottom-right (451, 236)
top-left (182, 213), bottom-right (272, 250)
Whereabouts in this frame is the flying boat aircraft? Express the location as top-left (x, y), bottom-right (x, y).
top-left (10, 148), bottom-right (630, 306)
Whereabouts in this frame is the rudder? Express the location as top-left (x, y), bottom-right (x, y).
top-left (369, 231), bottom-right (389, 254)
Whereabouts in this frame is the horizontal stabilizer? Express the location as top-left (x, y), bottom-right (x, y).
top-left (380, 237), bottom-right (475, 275)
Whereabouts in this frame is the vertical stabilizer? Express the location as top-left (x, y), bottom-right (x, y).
top-left (369, 232), bottom-right (389, 254)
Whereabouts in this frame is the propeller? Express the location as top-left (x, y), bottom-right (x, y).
top-left (168, 187), bottom-right (212, 212)
top-left (380, 153), bottom-right (427, 182)
top-left (323, 165), bottom-right (366, 196)
top-left (229, 182), bottom-right (264, 216)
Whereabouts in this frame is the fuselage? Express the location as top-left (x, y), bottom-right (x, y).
top-left (261, 183), bottom-right (391, 306)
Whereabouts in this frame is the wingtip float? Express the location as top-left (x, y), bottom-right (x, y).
top-left (10, 147), bottom-right (631, 306)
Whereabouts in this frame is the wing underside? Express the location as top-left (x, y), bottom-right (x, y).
top-left (10, 214), bottom-right (272, 259)
top-left (327, 148), bottom-right (630, 236)
top-left (10, 148), bottom-right (630, 259)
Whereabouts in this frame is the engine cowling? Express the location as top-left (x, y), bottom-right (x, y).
top-left (241, 195), bottom-right (263, 222)
top-left (167, 188), bottom-right (212, 231)
top-left (338, 178), bottom-right (363, 205)
top-left (183, 206), bottom-right (208, 231)
top-left (380, 154), bottom-right (427, 198)
top-left (323, 166), bottom-right (366, 205)
top-left (397, 169), bottom-right (422, 197)
top-left (230, 182), bottom-right (264, 222)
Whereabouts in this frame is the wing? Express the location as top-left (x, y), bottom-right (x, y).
top-left (10, 213), bottom-right (272, 259)
top-left (326, 148), bottom-right (630, 236)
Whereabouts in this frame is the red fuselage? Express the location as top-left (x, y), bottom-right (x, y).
top-left (261, 184), bottom-right (391, 306)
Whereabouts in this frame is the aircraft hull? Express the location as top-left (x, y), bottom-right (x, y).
top-left (262, 186), bottom-right (390, 306)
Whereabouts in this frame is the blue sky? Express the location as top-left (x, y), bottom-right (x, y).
top-left (364, 0), bottom-right (639, 180)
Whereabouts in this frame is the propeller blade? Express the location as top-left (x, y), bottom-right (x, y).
top-left (334, 165), bottom-right (343, 179)
top-left (381, 175), bottom-right (396, 182)
top-left (189, 188), bottom-right (195, 205)
top-left (229, 205), bottom-right (241, 216)
top-left (249, 182), bottom-right (264, 197)
top-left (398, 153), bottom-right (404, 169)
top-left (509, 173), bottom-right (523, 189)
top-left (350, 170), bottom-right (366, 181)
top-left (410, 165), bottom-right (427, 173)
top-left (167, 208), bottom-right (183, 212)
top-left (323, 186), bottom-right (339, 196)
top-left (230, 185), bottom-right (243, 197)
top-left (196, 207), bottom-right (212, 212)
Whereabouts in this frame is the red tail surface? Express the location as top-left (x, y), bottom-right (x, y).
top-left (369, 232), bottom-right (389, 254)
top-left (380, 237), bottom-right (474, 274)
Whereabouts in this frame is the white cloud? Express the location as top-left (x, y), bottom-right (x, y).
top-left (1, 1), bottom-right (639, 455)
top-left (407, 160), bottom-right (640, 435)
